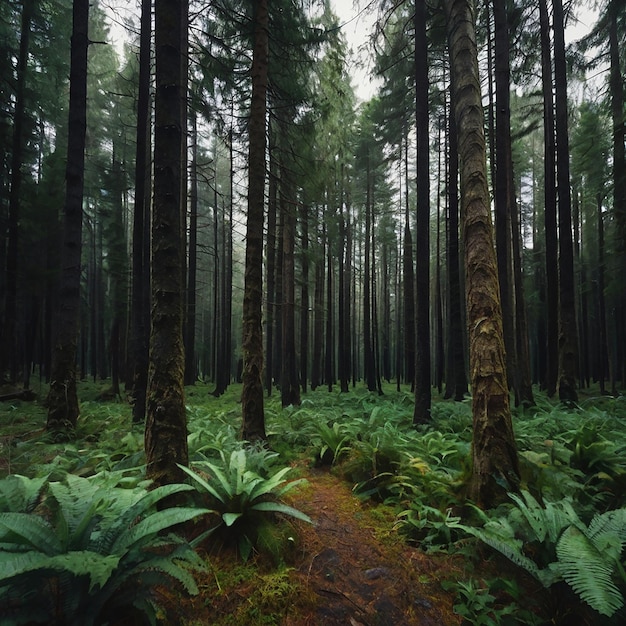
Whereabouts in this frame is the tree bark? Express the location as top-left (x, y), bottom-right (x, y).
top-left (3, 0), bottom-right (34, 384)
top-left (46, 0), bottom-right (89, 432)
top-left (184, 108), bottom-right (198, 386)
top-left (145, 0), bottom-right (189, 485)
top-left (241, 0), bottom-right (268, 441)
top-left (609, 1), bottom-right (626, 390)
top-left (539, 0), bottom-right (558, 396)
top-left (130, 0), bottom-right (152, 422)
top-left (553, 0), bottom-right (579, 403)
top-left (414, 0), bottom-right (431, 424)
top-left (444, 98), bottom-right (468, 401)
top-left (444, 0), bottom-right (519, 507)
top-left (280, 149), bottom-right (301, 407)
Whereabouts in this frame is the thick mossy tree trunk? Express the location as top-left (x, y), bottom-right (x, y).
top-left (144, 0), bottom-right (189, 485)
top-left (241, 0), bottom-right (268, 441)
top-left (444, 0), bottom-right (520, 507)
top-left (46, 0), bottom-right (89, 433)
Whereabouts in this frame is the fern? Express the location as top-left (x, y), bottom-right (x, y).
top-left (448, 491), bottom-right (626, 618)
top-left (0, 475), bottom-right (47, 513)
top-left (556, 525), bottom-right (624, 616)
top-left (0, 474), bottom-right (211, 625)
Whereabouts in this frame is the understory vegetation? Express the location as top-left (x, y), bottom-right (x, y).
top-left (1, 382), bottom-right (626, 624)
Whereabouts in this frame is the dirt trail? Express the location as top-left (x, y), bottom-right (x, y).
top-left (285, 469), bottom-right (461, 625)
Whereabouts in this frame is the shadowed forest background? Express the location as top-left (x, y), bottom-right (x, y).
top-left (1, 0), bottom-right (626, 624)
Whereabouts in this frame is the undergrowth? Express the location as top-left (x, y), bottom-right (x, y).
top-left (2, 381), bottom-right (626, 624)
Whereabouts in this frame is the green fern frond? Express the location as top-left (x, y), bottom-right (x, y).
top-left (587, 508), bottom-right (626, 543)
top-left (0, 549), bottom-right (120, 591)
top-left (251, 501), bottom-right (312, 523)
top-left (556, 525), bottom-right (624, 617)
top-left (0, 512), bottom-right (62, 555)
top-left (111, 506), bottom-right (211, 554)
top-left (96, 482), bottom-right (196, 552)
top-left (0, 475), bottom-right (48, 513)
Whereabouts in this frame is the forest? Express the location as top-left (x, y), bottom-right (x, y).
top-left (1, 0), bottom-right (626, 624)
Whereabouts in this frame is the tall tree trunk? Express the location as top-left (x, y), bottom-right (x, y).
top-left (414, 0), bottom-right (431, 424)
top-left (184, 108), bottom-right (198, 386)
top-left (553, 0), bottom-right (579, 403)
top-left (444, 0), bottom-right (519, 507)
top-left (130, 0), bottom-right (152, 422)
top-left (343, 201), bottom-right (353, 390)
top-left (145, 0), bottom-right (189, 485)
top-left (265, 130), bottom-right (278, 395)
top-left (311, 219), bottom-right (324, 391)
top-left (403, 132), bottom-right (415, 387)
top-left (46, 0), bottom-right (89, 432)
top-left (280, 150), bottom-right (300, 407)
top-left (325, 214), bottom-right (334, 391)
top-left (609, 1), bottom-right (626, 390)
top-left (338, 179), bottom-right (349, 393)
top-left (299, 200), bottom-right (309, 393)
top-left (539, 0), bottom-right (558, 396)
top-left (241, 0), bottom-right (268, 441)
top-left (492, 0), bottom-right (517, 401)
top-left (444, 97), bottom-right (468, 401)
top-left (3, 0), bottom-right (33, 384)
top-left (364, 160), bottom-right (376, 392)
top-left (596, 194), bottom-right (609, 393)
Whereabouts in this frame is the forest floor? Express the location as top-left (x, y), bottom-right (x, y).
top-left (168, 467), bottom-right (467, 625)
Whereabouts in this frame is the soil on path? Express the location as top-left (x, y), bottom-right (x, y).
top-left (284, 468), bottom-right (461, 625)
top-left (189, 468), bottom-right (463, 625)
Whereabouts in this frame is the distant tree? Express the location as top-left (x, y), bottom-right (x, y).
top-left (46, 0), bottom-right (90, 433)
top-left (2, 0), bottom-right (34, 384)
top-left (444, 0), bottom-right (520, 507)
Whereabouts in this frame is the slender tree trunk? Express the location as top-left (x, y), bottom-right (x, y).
top-left (46, 0), bottom-right (89, 432)
top-left (325, 215), bottom-right (334, 391)
top-left (414, 0), bottom-right (431, 424)
top-left (265, 131), bottom-right (277, 394)
top-left (184, 109), bottom-right (198, 386)
top-left (145, 0), bottom-right (189, 485)
top-left (241, 0), bottom-right (268, 441)
top-left (444, 96), bottom-right (468, 401)
top-left (596, 194), bottom-right (608, 393)
top-left (311, 219), bottom-right (324, 390)
top-left (280, 150), bottom-right (300, 407)
top-left (492, 0), bottom-right (517, 401)
top-left (343, 201), bottom-right (353, 389)
top-left (434, 121), bottom-right (445, 395)
top-left (300, 200), bottom-right (309, 393)
top-left (539, 0), bottom-right (559, 396)
top-left (444, 0), bottom-right (519, 507)
top-left (553, 0), bottom-right (579, 403)
top-left (403, 142), bottom-right (416, 386)
top-left (131, 0), bottom-right (152, 422)
top-left (609, 1), bottom-right (626, 390)
top-left (338, 183), bottom-right (348, 393)
top-left (364, 160), bottom-right (376, 392)
top-left (3, 0), bottom-right (33, 384)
